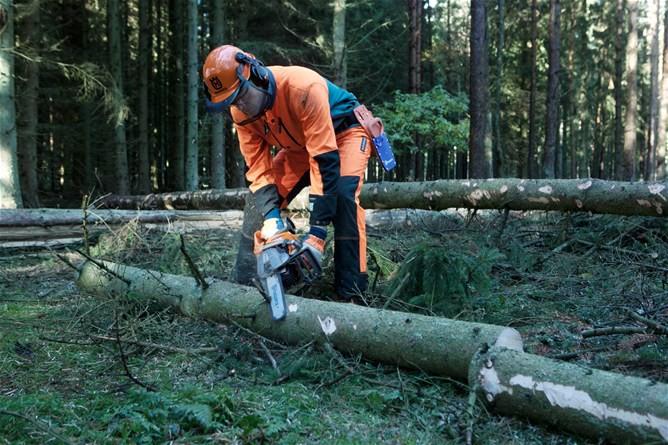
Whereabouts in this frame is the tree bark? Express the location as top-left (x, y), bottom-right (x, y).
top-left (184, 0), bottom-right (198, 191)
top-left (645, 0), bottom-right (660, 181)
top-left (492, 0), bottom-right (504, 178)
top-left (100, 188), bottom-right (249, 210)
top-left (614, 0), bottom-right (625, 180)
top-left (137, 0), bottom-right (151, 193)
top-left (469, 0), bottom-right (489, 179)
top-left (0, 208), bottom-right (458, 242)
top-left (332, 0), bottom-right (347, 87)
top-left (169, 0), bottom-right (185, 190)
top-left (622, 0), bottom-right (638, 181)
top-left (408, 0), bottom-right (423, 181)
top-left (108, 0), bottom-right (129, 195)
top-left (16, 0), bottom-right (39, 207)
top-left (470, 346), bottom-right (668, 444)
top-left (0, 209), bottom-right (243, 228)
top-left (75, 261), bottom-right (668, 444)
top-left (76, 260), bottom-right (522, 382)
top-left (527, 0), bottom-right (538, 179)
top-left (99, 179), bottom-right (668, 217)
top-left (656, 3), bottom-right (668, 180)
top-left (542, 0), bottom-right (560, 179)
top-left (408, 0), bottom-right (422, 94)
top-left (210, 0), bottom-right (226, 190)
top-left (0, 0), bottom-right (22, 208)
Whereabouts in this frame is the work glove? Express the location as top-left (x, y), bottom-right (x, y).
top-left (299, 226), bottom-right (327, 268)
top-left (260, 216), bottom-right (286, 240)
top-left (253, 209), bottom-right (294, 255)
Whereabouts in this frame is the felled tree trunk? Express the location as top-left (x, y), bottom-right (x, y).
top-left (75, 260), bottom-right (522, 381)
top-left (99, 179), bottom-right (668, 217)
top-left (0, 209), bottom-right (243, 247)
top-left (0, 209), bottom-right (243, 227)
top-left (470, 346), bottom-right (668, 444)
top-left (76, 261), bottom-right (668, 443)
top-left (363, 179), bottom-right (668, 216)
top-left (99, 188), bottom-right (249, 210)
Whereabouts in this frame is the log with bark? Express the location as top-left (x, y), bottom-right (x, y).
top-left (98, 179), bottom-right (668, 217)
top-left (75, 260), bottom-right (668, 444)
top-left (470, 346), bottom-right (668, 444)
top-left (0, 209), bottom-right (243, 227)
top-left (0, 208), bottom-right (456, 249)
top-left (76, 260), bottom-right (522, 381)
top-left (0, 209), bottom-right (245, 247)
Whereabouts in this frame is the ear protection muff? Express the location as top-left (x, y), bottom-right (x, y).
top-left (235, 52), bottom-right (271, 88)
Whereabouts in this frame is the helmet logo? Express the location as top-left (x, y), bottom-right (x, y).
top-left (209, 76), bottom-right (223, 91)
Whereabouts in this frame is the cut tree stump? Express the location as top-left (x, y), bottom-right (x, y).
top-left (98, 179), bottom-right (668, 217)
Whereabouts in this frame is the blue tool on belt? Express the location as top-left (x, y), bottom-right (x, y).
top-left (353, 105), bottom-right (397, 172)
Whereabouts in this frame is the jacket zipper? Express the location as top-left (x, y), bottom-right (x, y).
top-left (278, 118), bottom-right (301, 147)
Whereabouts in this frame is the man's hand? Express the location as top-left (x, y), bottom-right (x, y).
top-left (300, 227), bottom-right (326, 268)
top-left (260, 217), bottom-right (285, 240)
top-left (253, 210), bottom-right (291, 255)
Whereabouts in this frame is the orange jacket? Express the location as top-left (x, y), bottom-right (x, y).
top-left (233, 66), bottom-right (357, 226)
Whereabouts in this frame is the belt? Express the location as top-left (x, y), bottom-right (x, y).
top-left (333, 112), bottom-right (361, 134)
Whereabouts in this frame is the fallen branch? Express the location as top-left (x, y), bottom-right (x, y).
top-left (90, 335), bottom-right (218, 355)
top-left (625, 310), bottom-right (668, 335)
top-left (581, 326), bottom-right (647, 338)
top-left (113, 310), bottom-right (156, 392)
top-left (179, 234), bottom-right (208, 289)
top-left (258, 340), bottom-right (280, 375)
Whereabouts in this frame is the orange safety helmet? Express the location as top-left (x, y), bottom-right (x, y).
top-left (202, 45), bottom-right (276, 120)
top-left (202, 45), bottom-right (252, 106)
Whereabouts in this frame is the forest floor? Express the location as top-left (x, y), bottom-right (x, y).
top-left (1, 209), bottom-right (667, 444)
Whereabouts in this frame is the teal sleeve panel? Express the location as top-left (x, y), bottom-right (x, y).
top-left (326, 80), bottom-right (360, 119)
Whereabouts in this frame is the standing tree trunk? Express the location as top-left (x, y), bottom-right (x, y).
top-left (622, 0), bottom-right (639, 181)
top-left (408, 0), bottom-right (422, 94)
top-left (645, 0), bottom-right (660, 180)
top-left (0, 0), bottom-right (22, 208)
top-left (170, 0), bottom-right (185, 190)
top-left (468, 0), bottom-right (489, 179)
top-left (16, 0), bottom-right (39, 207)
top-left (658, 4), bottom-right (668, 180)
top-left (184, 0), bottom-right (198, 191)
top-left (0, 0), bottom-right (20, 208)
top-left (408, 0), bottom-right (423, 181)
top-left (108, 0), bottom-right (129, 194)
top-left (79, 0), bottom-right (95, 192)
top-left (332, 0), bottom-right (347, 87)
top-left (527, 0), bottom-right (538, 178)
top-left (137, 0), bottom-right (151, 193)
top-left (210, 0), bottom-right (226, 189)
top-left (542, 0), bottom-right (560, 179)
top-left (492, 0), bottom-right (504, 178)
top-left (614, 0), bottom-right (625, 180)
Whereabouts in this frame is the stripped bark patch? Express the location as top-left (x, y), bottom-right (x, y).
top-left (578, 180), bottom-right (593, 190)
top-left (508, 375), bottom-right (668, 441)
top-left (317, 316), bottom-right (337, 336)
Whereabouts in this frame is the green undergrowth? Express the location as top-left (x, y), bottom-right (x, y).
top-left (1, 211), bottom-right (667, 443)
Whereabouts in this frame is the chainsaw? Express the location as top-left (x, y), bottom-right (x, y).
top-left (253, 234), bottom-right (322, 321)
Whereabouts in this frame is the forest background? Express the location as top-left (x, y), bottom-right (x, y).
top-left (0, 0), bottom-right (667, 209)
